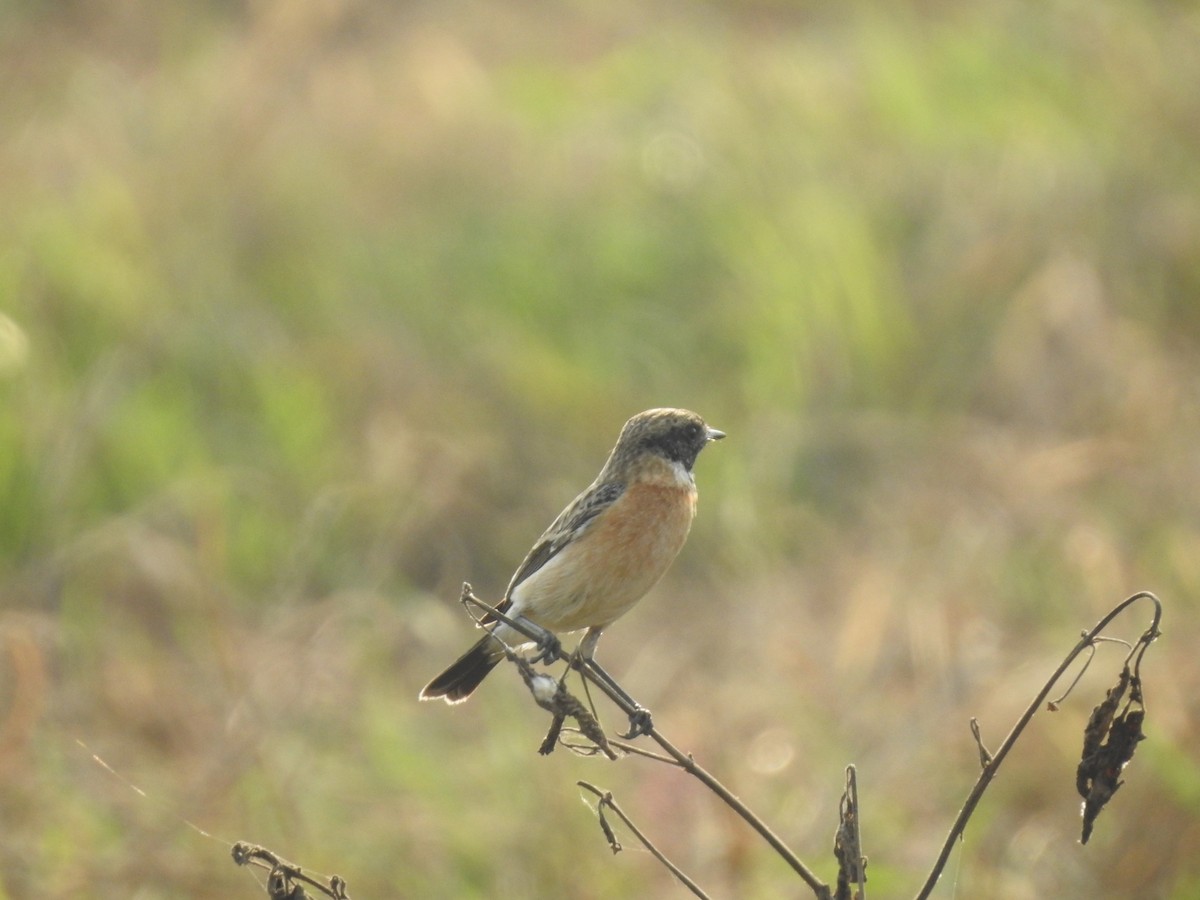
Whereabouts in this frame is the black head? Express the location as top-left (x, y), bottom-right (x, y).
top-left (617, 408), bottom-right (725, 472)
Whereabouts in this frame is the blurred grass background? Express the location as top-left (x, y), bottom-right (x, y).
top-left (2, 0), bottom-right (1199, 897)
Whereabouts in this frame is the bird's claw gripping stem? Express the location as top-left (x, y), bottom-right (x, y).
top-left (528, 627), bottom-right (562, 665)
top-left (620, 707), bottom-right (654, 739)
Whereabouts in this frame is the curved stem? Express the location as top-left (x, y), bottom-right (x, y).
top-left (914, 591), bottom-right (1162, 900)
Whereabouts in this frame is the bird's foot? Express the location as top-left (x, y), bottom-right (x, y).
top-left (619, 706), bottom-right (654, 739)
top-left (530, 630), bottom-right (563, 665)
top-left (511, 615), bottom-right (562, 665)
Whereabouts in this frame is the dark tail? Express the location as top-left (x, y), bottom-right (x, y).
top-left (419, 634), bottom-right (504, 703)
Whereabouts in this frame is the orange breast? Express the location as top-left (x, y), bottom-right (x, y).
top-left (517, 482), bottom-right (697, 633)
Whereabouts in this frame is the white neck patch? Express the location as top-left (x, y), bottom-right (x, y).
top-left (668, 458), bottom-right (695, 488)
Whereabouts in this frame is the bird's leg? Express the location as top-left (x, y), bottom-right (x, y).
top-left (574, 627), bottom-right (654, 738)
top-left (513, 615), bottom-right (563, 665)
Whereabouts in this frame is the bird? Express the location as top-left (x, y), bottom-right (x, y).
top-left (419, 407), bottom-right (724, 711)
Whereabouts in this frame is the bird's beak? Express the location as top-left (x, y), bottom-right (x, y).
top-left (706, 427), bottom-right (726, 442)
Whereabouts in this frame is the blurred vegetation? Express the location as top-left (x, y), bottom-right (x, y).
top-left (2, 0), bottom-right (1199, 897)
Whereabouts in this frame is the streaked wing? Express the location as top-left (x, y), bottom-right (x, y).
top-left (482, 480), bottom-right (625, 623)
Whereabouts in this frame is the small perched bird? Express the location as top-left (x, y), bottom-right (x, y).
top-left (419, 407), bottom-right (724, 707)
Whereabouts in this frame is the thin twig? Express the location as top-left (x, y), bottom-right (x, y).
top-left (578, 782), bottom-right (711, 899)
top-left (968, 719), bottom-right (992, 769)
top-left (607, 739), bottom-right (681, 765)
top-left (915, 591), bottom-right (1162, 899)
top-left (1048, 637), bottom-right (1133, 709)
top-left (1046, 643), bottom-right (1096, 709)
top-left (459, 585), bottom-right (831, 898)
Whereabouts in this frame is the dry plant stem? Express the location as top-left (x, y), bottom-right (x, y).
top-left (578, 781), bottom-right (712, 899)
top-left (914, 591), bottom-right (1162, 900)
top-left (231, 842), bottom-right (350, 900)
top-left (581, 656), bottom-right (829, 898)
top-left (460, 587), bottom-right (831, 899)
top-left (607, 738), bottom-right (678, 764)
top-left (834, 765), bottom-right (866, 900)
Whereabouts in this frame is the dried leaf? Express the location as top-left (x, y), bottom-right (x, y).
top-left (1076, 666), bottom-right (1146, 844)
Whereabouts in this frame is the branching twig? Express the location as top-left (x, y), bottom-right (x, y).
top-left (577, 781), bottom-right (711, 899)
top-left (915, 591), bottom-right (1162, 899)
top-left (459, 585), bottom-right (831, 898)
top-left (231, 842), bottom-right (350, 900)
